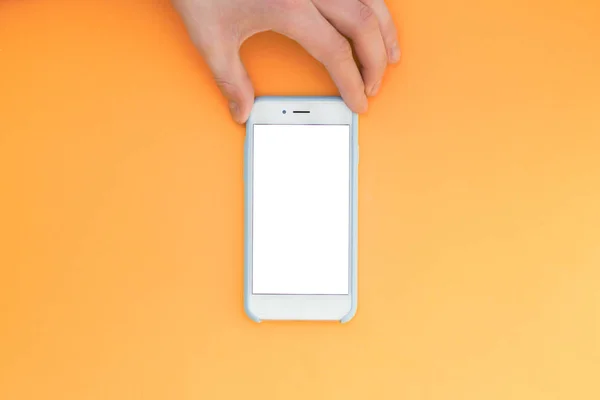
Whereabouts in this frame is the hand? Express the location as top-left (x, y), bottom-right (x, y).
top-left (173, 0), bottom-right (400, 123)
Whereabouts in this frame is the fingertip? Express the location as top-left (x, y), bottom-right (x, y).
top-left (389, 42), bottom-right (401, 64)
top-left (228, 101), bottom-right (243, 124)
top-left (229, 100), bottom-right (252, 124)
top-left (240, 98), bottom-right (254, 124)
top-left (354, 95), bottom-right (369, 114)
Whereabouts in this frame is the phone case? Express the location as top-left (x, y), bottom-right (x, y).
top-left (244, 96), bottom-right (358, 323)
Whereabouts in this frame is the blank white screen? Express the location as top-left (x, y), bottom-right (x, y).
top-left (252, 124), bottom-right (350, 295)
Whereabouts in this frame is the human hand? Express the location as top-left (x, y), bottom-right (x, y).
top-left (173, 0), bottom-right (400, 123)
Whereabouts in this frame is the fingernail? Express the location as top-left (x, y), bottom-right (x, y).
top-left (228, 101), bottom-right (241, 123)
top-left (368, 80), bottom-right (382, 97)
top-left (390, 43), bottom-right (401, 63)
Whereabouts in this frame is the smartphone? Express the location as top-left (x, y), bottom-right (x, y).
top-left (244, 96), bottom-right (358, 322)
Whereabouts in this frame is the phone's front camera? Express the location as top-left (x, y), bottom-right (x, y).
top-left (282, 110), bottom-right (287, 114)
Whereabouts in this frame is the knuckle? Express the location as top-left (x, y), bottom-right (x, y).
top-left (330, 36), bottom-right (354, 63)
top-left (357, 3), bottom-right (376, 25)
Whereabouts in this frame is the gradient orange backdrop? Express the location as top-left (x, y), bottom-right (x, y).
top-left (1, 0), bottom-right (599, 399)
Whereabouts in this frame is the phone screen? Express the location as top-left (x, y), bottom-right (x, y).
top-left (252, 124), bottom-right (350, 295)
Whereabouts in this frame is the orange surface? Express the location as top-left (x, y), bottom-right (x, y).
top-left (1, 0), bottom-right (600, 398)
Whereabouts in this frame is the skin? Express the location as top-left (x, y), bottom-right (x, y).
top-left (172, 0), bottom-right (400, 123)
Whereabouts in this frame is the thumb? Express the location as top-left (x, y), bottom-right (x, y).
top-left (173, 1), bottom-right (254, 124)
top-left (204, 43), bottom-right (255, 124)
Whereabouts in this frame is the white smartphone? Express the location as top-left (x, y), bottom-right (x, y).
top-left (244, 96), bottom-right (358, 322)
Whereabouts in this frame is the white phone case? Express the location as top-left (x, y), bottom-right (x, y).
top-left (244, 96), bottom-right (358, 322)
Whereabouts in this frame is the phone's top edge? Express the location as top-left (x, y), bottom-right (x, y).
top-left (254, 96), bottom-right (343, 103)
top-left (254, 96), bottom-right (343, 101)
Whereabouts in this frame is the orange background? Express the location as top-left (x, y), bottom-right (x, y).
top-left (1, 0), bottom-right (599, 399)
